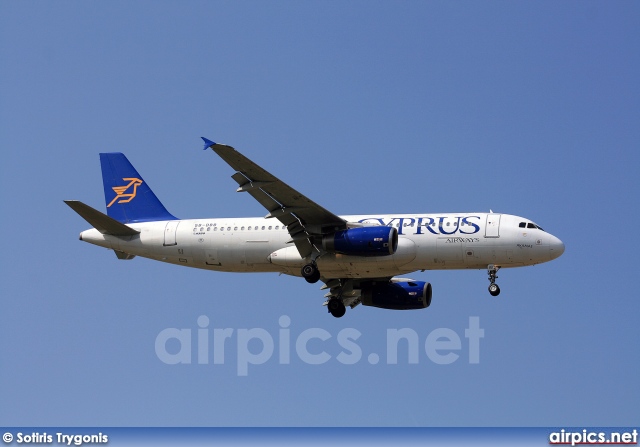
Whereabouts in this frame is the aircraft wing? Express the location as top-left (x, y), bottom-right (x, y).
top-left (203, 138), bottom-right (347, 258)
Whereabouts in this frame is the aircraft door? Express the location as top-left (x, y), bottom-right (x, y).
top-left (163, 221), bottom-right (180, 246)
top-left (485, 214), bottom-right (501, 238)
top-left (205, 247), bottom-right (220, 265)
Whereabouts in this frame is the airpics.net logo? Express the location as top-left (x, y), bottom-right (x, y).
top-left (155, 316), bottom-right (484, 376)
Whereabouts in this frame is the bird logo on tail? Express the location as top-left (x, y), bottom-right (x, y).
top-left (107, 178), bottom-right (143, 207)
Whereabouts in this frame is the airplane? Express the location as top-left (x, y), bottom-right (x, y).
top-left (65, 138), bottom-right (565, 318)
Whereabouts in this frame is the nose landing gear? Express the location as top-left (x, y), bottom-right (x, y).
top-left (487, 264), bottom-right (501, 296)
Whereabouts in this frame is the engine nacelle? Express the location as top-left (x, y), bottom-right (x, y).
top-left (361, 280), bottom-right (432, 310)
top-left (322, 226), bottom-right (398, 256)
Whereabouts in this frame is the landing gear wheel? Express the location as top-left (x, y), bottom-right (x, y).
top-left (301, 263), bottom-right (320, 284)
top-left (487, 264), bottom-right (501, 296)
top-left (328, 299), bottom-right (346, 318)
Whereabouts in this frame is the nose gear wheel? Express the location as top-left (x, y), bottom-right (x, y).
top-left (487, 264), bottom-right (501, 296)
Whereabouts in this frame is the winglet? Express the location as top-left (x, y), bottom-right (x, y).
top-left (201, 137), bottom-right (216, 150)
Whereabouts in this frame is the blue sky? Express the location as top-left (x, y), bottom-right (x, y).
top-left (1, 1), bottom-right (638, 427)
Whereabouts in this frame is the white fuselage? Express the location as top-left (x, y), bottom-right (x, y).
top-left (79, 212), bottom-right (564, 279)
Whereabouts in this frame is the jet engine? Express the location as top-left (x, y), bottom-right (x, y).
top-left (361, 280), bottom-right (432, 310)
top-left (322, 226), bottom-right (398, 256)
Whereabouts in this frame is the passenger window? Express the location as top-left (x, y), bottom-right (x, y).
top-left (241, 226), bottom-right (245, 231)
top-left (275, 226), bottom-right (279, 230)
top-left (268, 226), bottom-right (272, 230)
top-left (214, 227), bottom-right (217, 231)
top-left (262, 226), bottom-right (265, 230)
top-left (519, 222), bottom-right (526, 228)
top-left (227, 227), bottom-right (231, 231)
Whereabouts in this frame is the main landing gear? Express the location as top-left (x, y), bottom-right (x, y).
top-left (301, 262), bottom-right (321, 283)
top-left (487, 264), bottom-right (501, 296)
top-left (300, 261), bottom-right (345, 317)
top-left (327, 298), bottom-right (346, 318)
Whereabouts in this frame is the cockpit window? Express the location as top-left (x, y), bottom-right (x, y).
top-left (522, 222), bottom-right (546, 231)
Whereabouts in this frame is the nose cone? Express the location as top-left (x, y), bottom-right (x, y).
top-left (549, 235), bottom-right (565, 260)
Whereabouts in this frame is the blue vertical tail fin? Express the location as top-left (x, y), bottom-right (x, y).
top-left (100, 153), bottom-right (177, 223)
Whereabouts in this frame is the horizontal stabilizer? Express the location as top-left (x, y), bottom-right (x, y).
top-left (64, 200), bottom-right (140, 237)
top-left (114, 250), bottom-right (136, 260)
